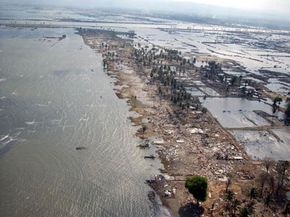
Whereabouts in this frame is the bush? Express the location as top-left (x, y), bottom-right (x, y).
top-left (185, 176), bottom-right (208, 202)
top-left (285, 102), bottom-right (290, 118)
top-left (250, 187), bottom-right (258, 199)
top-left (201, 107), bottom-right (207, 114)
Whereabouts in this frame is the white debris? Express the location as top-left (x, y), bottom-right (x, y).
top-left (165, 129), bottom-right (174, 135)
top-left (154, 139), bottom-right (165, 144)
top-left (163, 174), bottom-right (175, 181)
top-left (164, 190), bottom-right (172, 197)
top-left (218, 176), bottom-right (228, 182)
top-left (189, 128), bottom-right (204, 134)
top-left (172, 187), bottom-right (177, 194)
top-left (231, 156), bottom-right (243, 160)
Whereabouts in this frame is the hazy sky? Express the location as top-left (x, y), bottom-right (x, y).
top-left (177, 0), bottom-right (290, 14)
top-left (1, 0), bottom-right (290, 17)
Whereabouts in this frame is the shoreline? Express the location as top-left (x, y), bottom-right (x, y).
top-left (1, 24), bottom-right (288, 216)
top-left (0, 16), bottom-right (288, 216)
top-left (79, 29), bottom-right (267, 216)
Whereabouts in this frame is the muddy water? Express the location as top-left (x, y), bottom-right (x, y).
top-left (231, 129), bottom-right (290, 160)
top-left (202, 97), bottom-right (290, 160)
top-left (0, 28), bottom-right (166, 217)
top-left (201, 97), bottom-right (271, 128)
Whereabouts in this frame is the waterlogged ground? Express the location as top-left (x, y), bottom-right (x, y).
top-left (232, 129), bottom-right (290, 160)
top-left (200, 97), bottom-right (272, 128)
top-left (200, 97), bottom-right (290, 160)
top-left (0, 4), bottom-right (289, 205)
top-left (2, 4), bottom-right (290, 91)
top-left (0, 27), bottom-right (170, 217)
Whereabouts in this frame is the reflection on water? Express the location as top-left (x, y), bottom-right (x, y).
top-left (201, 97), bottom-right (271, 128)
top-left (0, 28), bottom-right (163, 217)
top-left (202, 97), bottom-right (290, 160)
top-left (232, 129), bottom-right (290, 160)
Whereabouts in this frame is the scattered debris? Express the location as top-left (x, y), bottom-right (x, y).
top-left (189, 128), bottom-right (204, 134)
top-left (75, 146), bottom-right (87, 150)
top-left (147, 191), bottom-right (155, 202)
top-left (154, 139), bottom-right (165, 145)
top-left (144, 155), bottom-right (156, 159)
top-left (176, 139), bottom-right (185, 143)
top-left (137, 142), bottom-right (150, 149)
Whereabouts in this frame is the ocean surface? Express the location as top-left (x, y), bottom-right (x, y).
top-left (0, 27), bottom-right (165, 217)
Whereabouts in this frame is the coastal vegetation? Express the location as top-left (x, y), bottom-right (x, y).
top-left (220, 159), bottom-right (289, 216)
top-left (80, 28), bottom-right (290, 217)
top-left (2, 3), bottom-right (290, 217)
top-left (285, 102), bottom-right (290, 125)
top-left (272, 96), bottom-right (283, 114)
top-left (185, 176), bottom-right (208, 204)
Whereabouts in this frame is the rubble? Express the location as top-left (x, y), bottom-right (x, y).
top-left (189, 128), bottom-right (204, 134)
top-left (154, 139), bottom-right (165, 145)
top-left (80, 30), bottom-right (267, 217)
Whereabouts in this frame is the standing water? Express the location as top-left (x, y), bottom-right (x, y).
top-left (0, 27), bottom-right (167, 217)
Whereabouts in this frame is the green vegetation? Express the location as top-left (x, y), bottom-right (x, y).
top-left (239, 201), bottom-right (255, 217)
top-left (272, 96), bottom-right (283, 114)
top-left (250, 187), bottom-right (258, 199)
top-left (224, 190), bottom-right (241, 216)
top-left (185, 176), bottom-right (208, 203)
top-left (285, 102), bottom-right (290, 125)
top-left (136, 47), bottom-right (200, 111)
top-left (223, 188), bottom-right (257, 216)
top-left (221, 158), bottom-right (289, 216)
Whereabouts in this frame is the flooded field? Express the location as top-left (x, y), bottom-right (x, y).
top-left (231, 129), bottom-right (290, 160)
top-left (200, 97), bottom-right (290, 160)
top-left (0, 4), bottom-right (290, 216)
top-left (0, 27), bottom-right (166, 217)
top-left (200, 97), bottom-right (271, 128)
top-left (1, 4), bottom-right (289, 158)
top-left (2, 4), bottom-right (290, 94)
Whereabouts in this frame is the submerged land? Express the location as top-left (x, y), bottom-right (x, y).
top-left (79, 27), bottom-right (290, 216)
top-left (0, 4), bottom-right (290, 217)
